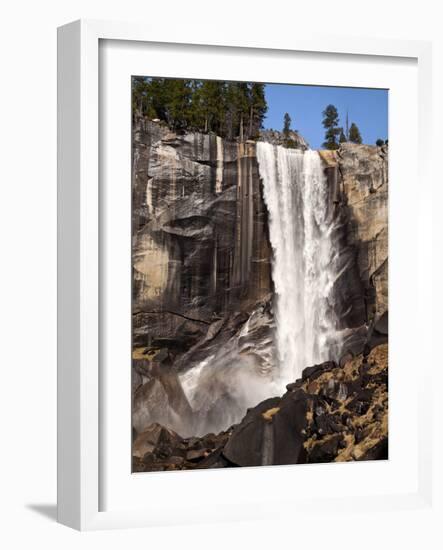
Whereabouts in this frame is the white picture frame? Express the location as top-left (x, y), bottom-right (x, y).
top-left (57, 19), bottom-right (433, 531)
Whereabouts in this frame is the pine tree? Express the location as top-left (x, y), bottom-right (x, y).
top-left (248, 84), bottom-right (267, 139)
top-left (283, 112), bottom-right (291, 136)
top-left (322, 104), bottom-right (340, 150)
top-left (339, 128), bottom-right (347, 143)
top-left (191, 80), bottom-right (224, 134)
top-left (235, 82), bottom-right (250, 141)
top-left (132, 77), bottom-right (157, 119)
top-left (376, 138), bottom-right (385, 147)
top-left (148, 77), bottom-right (171, 122)
top-left (282, 112), bottom-right (298, 148)
top-left (163, 79), bottom-right (193, 130)
top-left (224, 83), bottom-right (238, 140)
top-left (349, 122), bottom-right (363, 144)
top-left (132, 76), bottom-right (146, 116)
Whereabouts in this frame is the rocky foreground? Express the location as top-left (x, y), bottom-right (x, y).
top-left (133, 343), bottom-right (388, 471)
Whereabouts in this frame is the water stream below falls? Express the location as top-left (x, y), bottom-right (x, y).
top-left (256, 142), bottom-right (342, 384)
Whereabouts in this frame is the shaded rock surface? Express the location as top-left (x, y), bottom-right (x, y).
top-left (133, 343), bottom-right (388, 471)
top-left (132, 120), bottom-right (272, 325)
top-left (317, 144), bottom-right (389, 359)
top-left (338, 143), bottom-right (388, 322)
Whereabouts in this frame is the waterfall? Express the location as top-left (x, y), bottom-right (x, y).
top-left (140, 141), bottom-right (343, 438)
top-left (256, 142), bottom-right (341, 384)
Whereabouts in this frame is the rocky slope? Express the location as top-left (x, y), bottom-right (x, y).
top-left (131, 117), bottom-right (388, 448)
top-left (133, 343), bottom-right (388, 471)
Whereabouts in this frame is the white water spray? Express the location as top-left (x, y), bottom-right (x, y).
top-left (256, 142), bottom-right (341, 385)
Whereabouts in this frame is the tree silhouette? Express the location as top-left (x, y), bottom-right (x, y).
top-left (283, 112), bottom-right (291, 135)
top-left (349, 122), bottom-right (363, 144)
top-left (322, 104), bottom-right (340, 150)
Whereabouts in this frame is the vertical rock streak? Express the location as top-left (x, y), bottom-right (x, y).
top-left (232, 143), bottom-right (254, 289)
top-left (257, 142), bottom-right (341, 384)
top-left (215, 135), bottom-right (224, 194)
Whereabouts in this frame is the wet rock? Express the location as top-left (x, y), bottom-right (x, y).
top-left (302, 361), bottom-right (336, 382)
top-left (221, 397), bottom-right (280, 467)
top-left (336, 382), bottom-right (348, 401)
top-left (223, 392), bottom-right (308, 467)
top-left (286, 380), bottom-right (303, 392)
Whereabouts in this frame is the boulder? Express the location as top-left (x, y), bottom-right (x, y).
top-left (223, 391), bottom-right (308, 466)
top-left (133, 423), bottom-right (182, 459)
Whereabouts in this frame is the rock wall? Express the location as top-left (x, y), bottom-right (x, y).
top-left (132, 119), bottom-right (272, 351)
top-left (337, 143), bottom-right (388, 321)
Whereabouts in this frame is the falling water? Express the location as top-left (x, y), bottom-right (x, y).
top-left (256, 142), bottom-right (341, 385)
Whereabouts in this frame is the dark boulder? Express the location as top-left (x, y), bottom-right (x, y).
top-left (346, 388), bottom-right (374, 415)
top-left (301, 361), bottom-right (336, 382)
top-left (223, 391), bottom-right (308, 467)
top-left (222, 397), bottom-right (280, 467)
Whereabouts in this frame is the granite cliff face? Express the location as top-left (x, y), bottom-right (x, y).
top-left (132, 119), bottom-right (272, 339)
top-left (319, 144), bottom-right (388, 356)
top-left (338, 143), bottom-right (388, 321)
top-left (132, 119), bottom-right (275, 436)
top-left (132, 118), bottom-right (388, 442)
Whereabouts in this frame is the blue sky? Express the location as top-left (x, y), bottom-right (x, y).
top-left (263, 84), bottom-right (388, 149)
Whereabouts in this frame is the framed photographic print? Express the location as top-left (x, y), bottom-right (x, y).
top-left (57, 19), bottom-right (433, 530)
